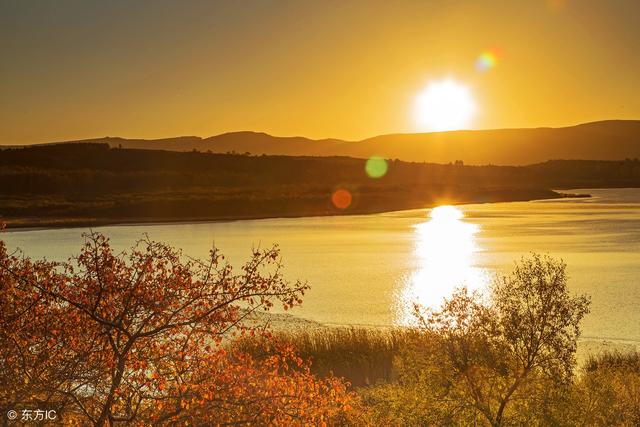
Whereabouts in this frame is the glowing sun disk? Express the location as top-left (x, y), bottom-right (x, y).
top-left (414, 79), bottom-right (476, 132)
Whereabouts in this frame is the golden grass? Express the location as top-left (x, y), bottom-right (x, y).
top-left (235, 327), bottom-right (417, 387)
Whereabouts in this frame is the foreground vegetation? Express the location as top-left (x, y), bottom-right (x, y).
top-left (0, 232), bottom-right (355, 425)
top-left (242, 328), bottom-right (638, 426)
top-left (2, 143), bottom-right (640, 227)
top-left (1, 232), bottom-right (638, 425)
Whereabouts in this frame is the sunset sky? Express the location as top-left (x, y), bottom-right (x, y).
top-left (1, 0), bottom-right (639, 144)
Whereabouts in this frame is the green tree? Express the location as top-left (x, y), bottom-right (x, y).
top-left (412, 254), bottom-right (591, 426)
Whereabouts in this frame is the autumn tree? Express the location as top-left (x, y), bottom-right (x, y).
top-left (0, 232), bottom-right (355, 426)
top-left (412, 254), bottom-right (591, 426)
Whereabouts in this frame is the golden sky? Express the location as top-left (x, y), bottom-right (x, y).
top-left (1, 0), bottom-right (639, 144)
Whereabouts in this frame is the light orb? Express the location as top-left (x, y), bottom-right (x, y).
top-left (414, 79), bottom-right (476, 132)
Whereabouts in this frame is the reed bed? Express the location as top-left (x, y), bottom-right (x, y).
top-left (234, 327), bottom-right (420, 387)
top-left (584, 350), bottom-right (640, 373)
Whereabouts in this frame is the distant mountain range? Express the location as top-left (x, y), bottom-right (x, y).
top-left (7, 120), bottom-right (640, 165)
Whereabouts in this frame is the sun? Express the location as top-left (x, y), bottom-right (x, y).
top-left (414, 79), bottom-right (476, 132)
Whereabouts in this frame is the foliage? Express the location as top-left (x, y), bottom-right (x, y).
top-left (357, 382), bottom-right (434, 426)
top-left (406, 254), bottom-right (591, 426)
top-left (236, 327), bottom-right (402, 387)
top-left (573, 351), bottom-right (640, 426)
top-left (0, 232), bottom-right (354, 426)
top-left (3, 230), bottom-right (637, 426)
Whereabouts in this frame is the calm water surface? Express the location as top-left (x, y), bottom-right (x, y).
top-left (3, 188), bottom-right (639, 342)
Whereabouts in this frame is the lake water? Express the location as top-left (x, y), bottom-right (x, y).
top-left (2, 188), bottom-right (639, 343)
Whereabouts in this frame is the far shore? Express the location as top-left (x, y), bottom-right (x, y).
top-left (2, 189), bottom-right (590, 232)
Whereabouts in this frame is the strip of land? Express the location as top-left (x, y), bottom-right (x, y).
top-left (1, 143), bottom-right (638, 229)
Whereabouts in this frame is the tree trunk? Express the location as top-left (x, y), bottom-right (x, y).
top-left (95, 356), bottom-right (126, 427)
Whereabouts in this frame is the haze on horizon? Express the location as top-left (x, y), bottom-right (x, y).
top-left (2, 0), bottom-right (640, 145)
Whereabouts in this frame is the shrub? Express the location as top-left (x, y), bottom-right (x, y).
top-left (574, 352), bottom-right (640, 426)
top-left (395, 254), bottom-right (590, 426)
top-left (0, 232), bottom-right (354, 426)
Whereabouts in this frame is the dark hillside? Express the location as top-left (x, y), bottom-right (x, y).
top-left (1, 144), bottom-right (638, 228)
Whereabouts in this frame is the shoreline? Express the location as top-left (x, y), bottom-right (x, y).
top-left (250, 311), bottom-right (639, 368)
top-left (1, 189), bottom-right (589, 232)
top-left (265, 312), bottom-right (640, 345)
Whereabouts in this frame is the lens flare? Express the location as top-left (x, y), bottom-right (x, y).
top-left (365, 157), bottom-right (388, 178)
top-left (475, 48), bottom-right (501, 72)
top-left (331, 189), bottom-right (352, 209)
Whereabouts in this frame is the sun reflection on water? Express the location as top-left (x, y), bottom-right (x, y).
top-left (396, 205), bottom-right (489, 325)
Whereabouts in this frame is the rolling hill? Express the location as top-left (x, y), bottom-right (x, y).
top-left (5, 120), bottom-right (640, 165)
